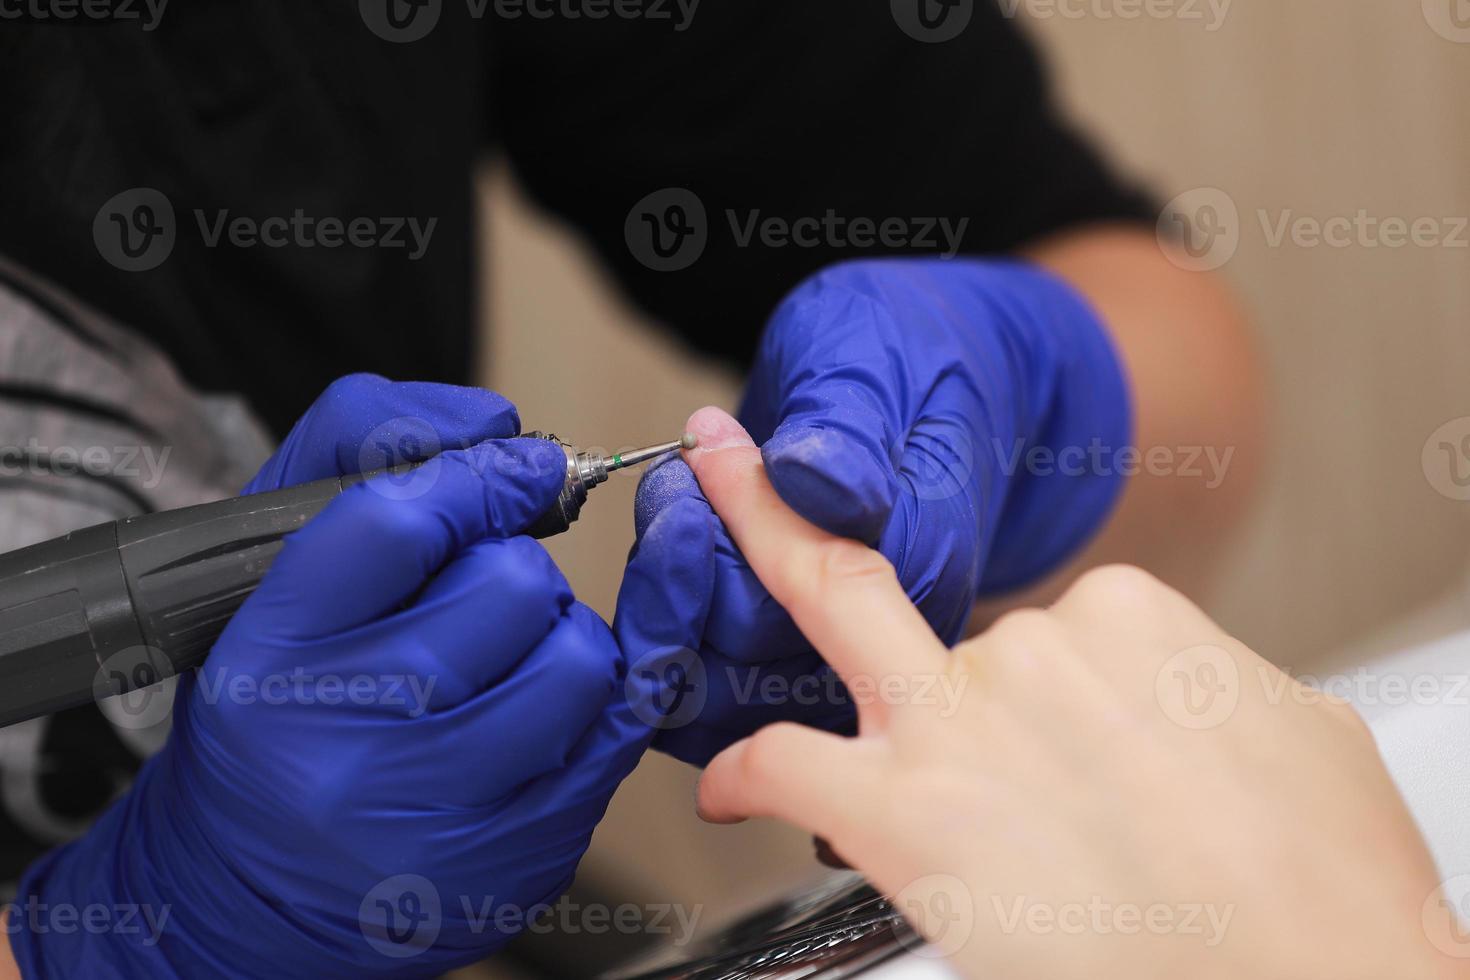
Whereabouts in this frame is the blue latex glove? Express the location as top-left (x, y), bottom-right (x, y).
top-left (11, 374), bottom-right (711, 978)
top-left (632, 258), bottom-right (1134, 765)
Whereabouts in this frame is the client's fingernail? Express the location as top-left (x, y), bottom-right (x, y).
top-left (683, 406), bottom-right (754, 455)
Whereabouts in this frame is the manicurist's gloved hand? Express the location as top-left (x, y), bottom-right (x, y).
top-left (10, 374), bottom-right (704, 979)
top-left (631, 259), bottom-right (1134, 764)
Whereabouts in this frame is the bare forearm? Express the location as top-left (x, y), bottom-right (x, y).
top-left (982, 223), bottom-right (1265, 614)
top-left (1, 916), bottom-right (18, 980)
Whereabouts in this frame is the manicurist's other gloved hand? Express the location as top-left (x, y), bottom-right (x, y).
top-left (10, 374), bottom-right (701, 979)
top-left (631, 258), bottom-right (1135, 765)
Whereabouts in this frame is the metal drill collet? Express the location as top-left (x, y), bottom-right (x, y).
top-left (522, 431), bottom-right (696, 538)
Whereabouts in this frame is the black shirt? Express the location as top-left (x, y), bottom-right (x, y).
top-left (0, 0), bottom-right (1152, 437)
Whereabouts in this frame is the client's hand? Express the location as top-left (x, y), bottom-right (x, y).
top-left (682, 406), bottom-right (1463, 980)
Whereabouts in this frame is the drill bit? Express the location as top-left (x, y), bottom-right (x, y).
top-left (605, 433), bottom-right (699, 472)
top-left (521, 430), bottom-right (699, 539)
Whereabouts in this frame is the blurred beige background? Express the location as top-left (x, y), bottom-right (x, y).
top-left (472, 0), bottom-right (1470, 971)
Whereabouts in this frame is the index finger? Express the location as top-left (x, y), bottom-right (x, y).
top-left (242, 437), bottom-right (568, 639)
top-left (682, 407), bottom-right (949, 689)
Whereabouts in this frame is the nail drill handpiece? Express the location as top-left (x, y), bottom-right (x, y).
top-left (0, 430), bottom-right (694, 728)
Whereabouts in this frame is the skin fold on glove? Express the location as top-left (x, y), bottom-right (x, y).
top-left (629, 258), bottom-right (1135, 765)
top-left (9, 374), bottom-right (711, 979)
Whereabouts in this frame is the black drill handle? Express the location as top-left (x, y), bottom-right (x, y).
top-left (0, 474), bottom-right (350, 728)
top-left (0, 440), bottom-right (580, 730)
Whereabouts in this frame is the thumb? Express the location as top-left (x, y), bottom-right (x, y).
top-left (741, 276), bottom-right (906, 545)
top-left (614, 487), bottom-right (717, 732)
top-left (761, 420), bottom-right (898, 546)
top-left (237, 438), bottom-right (567, 640)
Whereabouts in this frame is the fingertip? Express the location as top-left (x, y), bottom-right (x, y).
top-left (494, 536), bottom-right (574, 614)
top-left (616, 494), bottom-right (717, 653)
top-left (639, 493), bottom-right (716, 559)
top-left (395, 381), bottom-right (522, 444)
top-left (248, 377), bottom-right (526, 492)
top-left (679, 408), bottom-right (768, 525)
top-left (553, 602), bottom-right (621, 695)
top-left (683, 406), bottom-right (755, 457)
top-left (633, 453), bottom-right (703, 539)
top-left (333, 375), bottom-right (523, 469)
top-left (498, 436), bottom-right (571, 496)
top-left (696, 742), bottom-right (752, 825)
top-left (563, 601), bottom-right (618, 682)
top-left (441, 437), bottom-right (568, 535)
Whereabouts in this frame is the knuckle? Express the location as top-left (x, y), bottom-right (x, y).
top-left (564, 642), bottom-right (617, 697)
top-left (811, 257), bottom-right (889, 290)
top-left (372, 498), bottom-right (443, 547)
top-left (785, 541), bottom-right (897, 617)
top-left (322, 372), bottom-right (387, 408)
top-left (740, 724), bottom-right (801, 787)
top-left (952, 635), bottom-right (990, 675)
top-left (979, 608), bottom-right (1067, 674)
top-left (1069, 564), bottom-right (1169, 613)
top-left (323, 485), bottom-right (394, 532)
top-left (988, 608), bottom-right (1058, 642)
top-left (815, 540), bottom-right (897, 590)
top-left (485, 538), bottom-right (566, 610)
